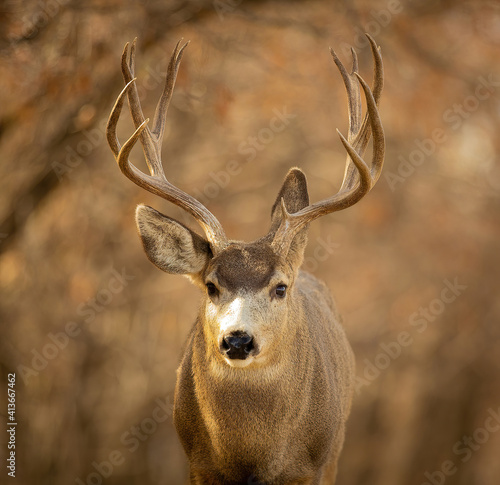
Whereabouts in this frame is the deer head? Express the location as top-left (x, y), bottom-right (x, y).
top-left (106, 36), bottom-right (384, 369)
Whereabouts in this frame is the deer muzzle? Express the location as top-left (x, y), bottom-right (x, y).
top-left (220, 331), bottom-right (255, 360)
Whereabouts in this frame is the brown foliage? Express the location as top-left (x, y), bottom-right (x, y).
top-left (1, 0), bottom-right (499, 484)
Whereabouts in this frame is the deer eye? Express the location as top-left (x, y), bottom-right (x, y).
top-left (206, 282), bottom-right (219, 297)
top-left (275, 284), bottom-right (287, 298)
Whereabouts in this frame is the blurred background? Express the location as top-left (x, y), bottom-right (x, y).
top-left (1, 0), bottom-right (500, 484)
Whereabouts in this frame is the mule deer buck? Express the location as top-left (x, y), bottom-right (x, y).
top-left (107, 34), bottom-right (384, 484)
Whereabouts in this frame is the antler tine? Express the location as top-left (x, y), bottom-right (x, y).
top-left (120, 39), bottom-right (161, 177)
top-left (354, 35), bottom-right (384, 152)
top-left (271, 36), bottom-right (385, 254)
top-left (151, 40), bottom-right (189, 140)
top-left (330, 45), bottom-right (362, 193)
top-left (356, 72), bottom-right (385, 184)
top-left (106, 40), bottom-right (229, 253)
top-left (107, 78), bottom-right (136, 158)
top-left (340, 34), bottom-right (384, 191)
top-left (329, 46), bottom-right (361, 143)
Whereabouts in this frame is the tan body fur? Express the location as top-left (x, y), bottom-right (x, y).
top-left (174, 271), bottom-right (355, 484)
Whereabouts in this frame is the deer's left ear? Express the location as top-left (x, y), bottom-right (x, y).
top-left (267, 168), bottom-right (310, 263)
top-left (269, 168), bottom-right (310, 228)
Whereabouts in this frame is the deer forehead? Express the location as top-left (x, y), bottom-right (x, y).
top-left (206, 243), bottom-right (282, 292)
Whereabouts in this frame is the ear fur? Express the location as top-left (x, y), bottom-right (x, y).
top-left (267, 168), bottom-right (310, 265)
top-left (269, 168), bottom-right (310, 234)
top-left (135, 204), bottom-right (211, 276)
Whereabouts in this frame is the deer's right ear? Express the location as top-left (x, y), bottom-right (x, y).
top-left (135, 204), bottom-right (211, 276)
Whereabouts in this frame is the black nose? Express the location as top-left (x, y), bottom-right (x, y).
top-left (221, 331), bottom-right (254, 360)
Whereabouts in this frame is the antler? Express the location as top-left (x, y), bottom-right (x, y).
top-left (271, 34), bottom-right (385, 254)
top-left (106, 39), bottom-right (229, 253)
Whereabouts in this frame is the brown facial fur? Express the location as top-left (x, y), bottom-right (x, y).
top-left (207, 242), bottom-right (279, 292)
